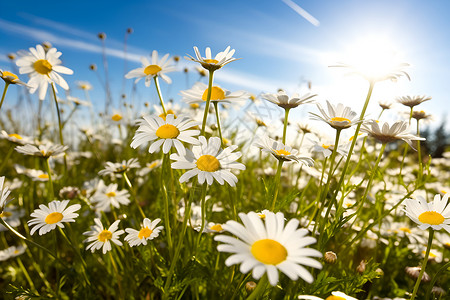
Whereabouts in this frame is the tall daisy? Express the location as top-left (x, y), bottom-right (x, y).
top-left (83, 218), bottom-right (124, 254)
top-left (186, 46), bottom-right (239, 71)
top-left (404, 193), bottom-right (450, 233)
top-left (254, 135), bottom-right (314, 165)
top-left (170, 136), bottom-right (245, 186)
top-left (16, 44), bottom-right (73, 100)
top-left (309, 101), bottom-right (360, 130)
top-left (131, 114), bottom-right (200, 156)
top-left (27, 200), bottom-right (81, 235)
top-left (261, 91), bottom-right (317, 110)
top-left (125, 50), bottom-right (176, 87)
top-left (124, 218), bottom-right (163, 247)
top-left (215, 211), bottom-right (322, 286)
top-left (180, 82), bottom-right (248, 105)
top-left (98, 158), bottom-right (141, 177)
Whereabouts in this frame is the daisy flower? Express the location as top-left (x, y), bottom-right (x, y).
top-left (75, 80), bottom-right (93, 91)
top-left (0, 176), bottom-right (12, 214)
top-left (16, 44), bottom-right (73, 100)
top-left (180, 82), bottom-right (248, 105)
top-left (0, 69), bottom-right (27, 86)
top-left (83, 218), bottom-right (124, 254)
top-left (98, 158), bottom-right (141, 176)
top-left (396, 95), bottom-right (431, 108)
top-left (361, 120), bottom-right (425, 149)
top-left (309, 136), bottom-right (348, 158)
top-left (254, 135), bottom-right (314, 165)
top-left (403, 193), bottom-right (450, 233)
top-left (214, 211), bottom-right (322, 286)
top-left (0, 245), bottom-right (27, 261)
top-left (1, 130), bottom-right (33, 145)
top-left (91, 181), bottom-right (130, 212)
top-left (124, 218), bottom-right (163, 247)
top-left (27, 200), bottom-right (81, 235)
top-left (170, 136), bottom-right (245, 186)
top-left (15, 143), bottom-right (68, 158)
top-left (131, 114), bottom-right (200, 156)
top-left (125, 50), bottom-right (176, 87)
top-left (309, 101), bottom-right (360, 130)
top-left (186, 46), bottom-right (239, 71)
top-left (261, 91), bottom-right (317, 109)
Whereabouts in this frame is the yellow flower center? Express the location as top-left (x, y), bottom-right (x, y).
top-left (418, 211), bottom-right (445, 225)
top-left (38, 174), bottom-right (49, 179)
top-left (441, 190), bottom-right (447, 194)
top-left (143, 64), bottom-right (162, 76)
top-left (330, 117), bottom-right (351, 123)
top-left (196, 155), bottom-right (220, 172)
top-left (159, 109), bottom-right (176, 121)
top-left (204, 59), bottom-right (219, 64)
top-left (138, 227), bottom-right (153, 239)
top-left (8, 133), bottom-right (22, 139)
top-left (13, 250), bottom-right (20, 254)
top-left (98, 229), bottom-right (113, 242)
top-left (398, 227), bottom-right (412, 233)
top-left (106, 191), bottom-right (116, 197)
top-left (2, 71), bottom-right (18, 81)
top-left (322, 144), bottom-right (331, 149)
top-left (156, 124), bottom-right (180, 139)
top-left (258, 213), bottom-right (266, 220)
top-left (111, 114), bottom-right (122, 122)
top-left (210, 224), bottom-right (223, 232)
top-left (44, 212), bottom-right (64, 224)
top-left (190, 103), bottom-right (200, 109)
top-left (1, 211), bottom-right (12, 217)
top-left (274, 149), bottom-right (291, 156)
top-left (148, 162), bottom-right (158, 168)
top-left (423, 250), bottom-right (437, 258)
top-left (202, 86), bottom-right (225, 101)
top-left (325, 296), bottom-right (346, 300)
top-left (251, 239), bottom-right (287, 265)
top-left (33, 59), bottom-right (53, 75)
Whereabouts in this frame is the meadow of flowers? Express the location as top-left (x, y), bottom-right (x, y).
top-left (0, 38), bottom-right (449, 300)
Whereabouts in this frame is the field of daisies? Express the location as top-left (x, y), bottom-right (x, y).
top-left (0, 40), bottom-right (449, 300)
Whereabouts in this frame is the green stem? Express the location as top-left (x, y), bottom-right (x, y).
top-left (213, 102), bottom-right (224, 147)
top-left (61, 104), bottom-right (79, 128)
top-left (334, 81), bottom-right (375, 211)
top-left (0, 146), bottom-right (14, 173)
top-left (161, 154), bottom-right (173, 254)
top-left (194, 184), bottom-right (208, 254)
top-left (425, 260), bottom-right (450, 300)
top-left (247, 274), bottom-right (268, 300)
top-left (0, 82), bottom-right (10, 112)
top-left (411, 229), bottom-right (434, 300)
top-left (154, 76), bottom-right (167, 116)
top-left (50, 83), bottom-right (67, 174)
top-left (282, 108), bottom-right (290, 144)
top-left (109, 251), bottom-right (124, 300)
top-left (416, 119), bottom-right (423, 183)
top-left (16, 256), bottom-right (37, 292)
top-left (270, 160), bottom-right (284, 211)
top-left (123, 171), bottom-right (146, 219)
top-left (201, 71), bottom-right (215, 135)
top-left (45, 158), bottom-right (54, 200)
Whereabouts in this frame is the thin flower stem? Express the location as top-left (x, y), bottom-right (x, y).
top-left (61, 104), bottom-right (79, 128)
top-left (270, 159), bottom-right (284, 211)
top-left (201, 70), bottom-right (215, 135)
top-left (333, 81), bottom-right (375, 210)
top-left (123, 171), bottom-right (146, 219)
top-left (50, 82), bottom-right (67, 174)
top-left (0, 82), bottom-right (10, 111)
top-left (309, 157), bottom-right (328, 228)
top-left (109, 251), bottom-right (124, 300)
top-left (0, 146), bottom-right (14, 173)
top-left (213, 101), bottom-right (224, 147)
top-left (425, 260), bottom-right (450, 300)
top-left (416, 119), bottom-right (423, 183)
top-left (154, 76), bottom-right (167, 116)
top-left (194, 183), bottom-right (208, 254)
top-left (282, 108), bottom-right (290, 144)
top-left (410, 228), bottom-right (434, 300)
top-left (246, 274), bottom-right (268, 300)
top-left (16, 256), bottom-right (37, 292)
top-left (400, 107), bottom-right (414, 179)
top-left (161, 154), bottom-right (173, 254)
top-left (45, 157), bottom-right (54, 200)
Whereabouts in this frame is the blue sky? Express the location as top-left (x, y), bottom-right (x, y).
top-left (1, 0), bottom-right (449, 130)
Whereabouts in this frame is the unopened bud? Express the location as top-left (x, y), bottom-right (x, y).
top-left (245, 281), bottom-right (257, 292)
top-left (173, 56), bottom-right (180, 62)
top-left (375, 268), bottom-right (384, 277)
top-left (324, 251), bottom-right (337, 264)
top-left (183, 67), bottom-right (189, 73)
top-left (127, 28), bottom-right (133, 34)
top-left (7, 53), bottom-right (16, 60)
top-left (356, 260), bottom-right (367, 274)
top-left (89, 64), bottom-right (97, 71)
top-left (42, 41), bottom-right (52, 50)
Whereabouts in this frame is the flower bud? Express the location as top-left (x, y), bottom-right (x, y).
top-left (245, 281), bottom-right (257, 292)
top-left (89, 64), bottom-right (97, 71)
top-left (98, 32), bottom-right (106, 40)
top-left (405, 266), bottom-right (430, 282)
top-left (356, 260), bottom-right (367, 274)
top-left (127, 28), bottom-right (133, 34)
top-left (324, 251), bottom-right (337, 264)
top-left (7, 53), bottom-right (16, 60)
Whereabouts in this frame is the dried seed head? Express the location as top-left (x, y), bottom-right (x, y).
top-left (98, 32), bottom-right (106, 40)
top-left (245, 281), bottom-right (257, 292)
top-left (324, 251), bottom-right (337, 264)
top-left (356, 260), bottom-right (367, 274)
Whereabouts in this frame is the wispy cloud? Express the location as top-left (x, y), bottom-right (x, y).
top-left (281, 0), bottom-right (320, 27)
